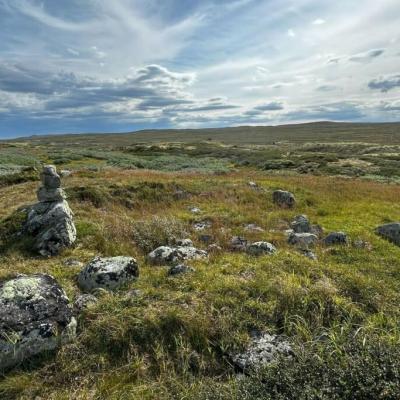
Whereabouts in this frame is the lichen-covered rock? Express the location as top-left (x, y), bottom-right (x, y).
top-left (272, 190), bottom-right (295, 208)
top-left (175, 238), bottom-right (193, 247)
top-left (168, 264), bottom-right (195, 276)
top-left (24, 201), bottom-right (76, 256)
top-left (288, 232), bottom-right (318, 249)
top-left (246, 241), bottom-right (277, 256)
top-left (230, 236), bottom-right (248, 252)
top-left (73, 294), bottom-right (98, 312)
top-left (375, 222), bottom-right (400, 246)
top-left (37, 187), bottom-right (67, 202)
top-left (291, 215), bottom-right (311, 233)
top-left (0, 274), bottom-right (76, 370)
top-left (193, 220), bottom-right (212, 231)
top-left (232, 333), bottom-right (292, 371)
top-left (147, 245), bottom-right (207, 266)
top-left (323, 232), bottom-right (348, 246)
top-left (40, 165), bottom-right (61, 189)
top-left (77, 256), bottom-right (139, 292)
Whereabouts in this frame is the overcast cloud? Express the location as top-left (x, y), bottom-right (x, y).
top-left (0, 0), bottom-right (399, 137)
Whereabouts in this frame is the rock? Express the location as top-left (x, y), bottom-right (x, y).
top-left (60, 170), bottom-right (72, 177)
top-left (310, 224), bottom-right (324, 238)
top-left (323, 232), bottom-right (348, 246)
top-left (23, 165), bottom-right (76, 256)
top-left (147, 246), bottom-right (207, 266)
top-left (231, 332), bottom-right (292, 372)
top-left (173, 189), bottom-right (189, 200)
top-left (175, 238), bottom-right (193, 247)
top-left (189, 207), bottom-right (201, 214)
top-left (199, 234), bottom-right (213, 244)
top-left (230, 236), bottom-right (248, 252)
top-left (0, 274), bottom-right (76, 370)
top-left (40, 165), bottom-right (61, 189)
top-left (63, 258), bottom-right (83, 268)
top-left (168, 264), bottom-right (195, 276)
top-left (375, 222), bottom-right (400, 246)
top-left (246, 241), bottom-right (277, 256)
top-left (125, 289), bottom-right (142, 298)
top-left (207, 243), bottom-right (222, 253)
top-left (272, 190), bottom-right (296, 208)
top-left (37, 187), bottom-right (67, 202)
top-left (193, 221), bottom-right (212, 231)
top-left (288, 232), bottom-right (318, 249)
top-left (299, 249), bottom-right (317, 260)
top-left (77, 256), bottom-right (139, 292)
top-left (353, 239), bottom-right (373, 250)
top-left (74, 294), bottom-right (97, 312)
top-left (247, 181), bottom-right (258, 189)
top-left (24, 201), bottom-right (76, 257)
top-left (244, 224), bottom-right (264, 232)
top-left (291, 215), bottom-right (310, 233)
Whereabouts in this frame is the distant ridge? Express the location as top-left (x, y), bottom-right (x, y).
top-left (4, 121), bottom-right (400, 145)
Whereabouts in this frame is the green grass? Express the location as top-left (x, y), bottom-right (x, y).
top-left (0, 123), bottom-right (400, 399)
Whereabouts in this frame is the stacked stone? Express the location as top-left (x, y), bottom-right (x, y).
top-left (24, 165), bottom-right (76, 256)
top-left (37, 165), bottom-right (67, 202)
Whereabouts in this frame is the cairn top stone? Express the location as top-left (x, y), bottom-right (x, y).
top-left (41, 165), bottom-right (61, 189)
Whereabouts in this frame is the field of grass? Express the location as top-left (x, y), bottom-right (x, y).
top-left (1, 123), bottom-right (400, 399)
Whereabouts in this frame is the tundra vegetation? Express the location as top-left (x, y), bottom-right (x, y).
top-left (0, 122), bottom-right (400, 399)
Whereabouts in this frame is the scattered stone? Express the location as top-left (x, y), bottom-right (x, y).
top-left (60, 170), bottom-right (72, 177)
top-left (189, 207), bottom-right (201, 214)
top-left (291, 215), bottom-right (311, 233)
top-left (246, 241), bottom-right (277, 256)
top-left (230, 236), bottom-right (248, 252)
top-left (272, 190), bottom-right (296, 208)
top-left (23, 165), bottom-right (76, 256)
top-left (244, 224), bottom-right (264, 232)
top-left (77, 256), bottom-right (139, 292)
top-left (375, 222), bottom-right (400, 246)
top-left (207, 243), bottom-right (222, 253)
top-left (0, 274), bottom-right (76, 370)
top-left (231, 332), bottom-right (293, 372)
top-left (168, 264), bottom-right (195, 276)
top-left (299, 249), bottom-right (318, 260)
top-left (323, 232), bottom-right (348, 246)
top-left (353, 239), bottom-right (373, 250)
top-left (147, 245), bottom-right (207, 266)
top-left (63, 258), bottom-right (83, 268)
top-left (74, 294), bottom-right (97, 312)
top-left (247, 181), bottom-right (258, 189)
top-left (193, 220), bottom-right (212, 231)
top-left (175, 238), bottom-right (193, 247)
top-left (199, 234), bottom-right (213, 244)
top-left (288, 232), bottom-right (318, 249)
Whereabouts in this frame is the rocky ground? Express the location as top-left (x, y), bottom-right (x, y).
top-left (0, 151), bottom-right (400, 399)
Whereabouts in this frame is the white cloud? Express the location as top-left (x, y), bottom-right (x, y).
top-left (312, 18), bottom-right (326, 25)
top-left (287, 29), bottom-right (296, 37)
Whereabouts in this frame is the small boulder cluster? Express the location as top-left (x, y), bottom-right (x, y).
top-left (23, 165), bottom-right (76, 256)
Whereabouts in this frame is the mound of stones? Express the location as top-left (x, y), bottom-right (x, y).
top-left (273, 190), bottom-right (296, 208)
top-left (376, 222), bottom-right (400, 246)
top-left (147, 239), bottom-right (207, 265)
top-left (78, 256), bottom-right (139, 292)
top-left (23, 165), bottom-right (76, 256)
top-left (231, 332), bottom-right (293, 372)
top-left (0, 274), bottom-right (76, 370)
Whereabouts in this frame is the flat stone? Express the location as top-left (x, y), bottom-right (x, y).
top-left (147, 245), bottom-right (207, 266)
top-left (77, 256), bottom-right (139, 292)
top-left (288, 232), bottom-right (318, 249)
top-left (232, 333), bottom-right (292, 372)
top-left (246, 241), bottom-right (277, 256)
top-left (37, 187), bottom-right (67, 203)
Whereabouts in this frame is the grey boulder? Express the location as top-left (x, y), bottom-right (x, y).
top-left (323, 232), bottom-right (348, 246)
top-left (230, 236), bottom-right (248, 252)
top-left (288, 232), bottom-right (318, 249)
top-left (376, 222), bottom-right (400, 246)
top-left (0, 274), bottom-right (76, 370)
top-left (147, 245), bottom-right (207, 266)
top-left (24, 200), bottom-right (76, 256)
top-left (73, 294), bottom-right (98, 312)
top-left (273, 190), bottom-right (296, 208)
top-left (291, 215), bottom-right (311, 233)
top-left (168, 264), bottom-right (195, 276)
top-left (232, 333), bottom-right (292, 371)
top-left (246, 241), bottom-right (277, 256)
top-left (77, 256), bottom-right (139, 292)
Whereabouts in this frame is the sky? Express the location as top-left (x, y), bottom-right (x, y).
top-left (0, 0), bottom-right (399, 138)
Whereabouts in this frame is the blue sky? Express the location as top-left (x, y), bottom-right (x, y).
top-left (0, 0), bottom-right (399, 138)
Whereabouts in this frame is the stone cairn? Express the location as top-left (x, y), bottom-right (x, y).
top-left (24, 165), bottom-right (76, 256)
